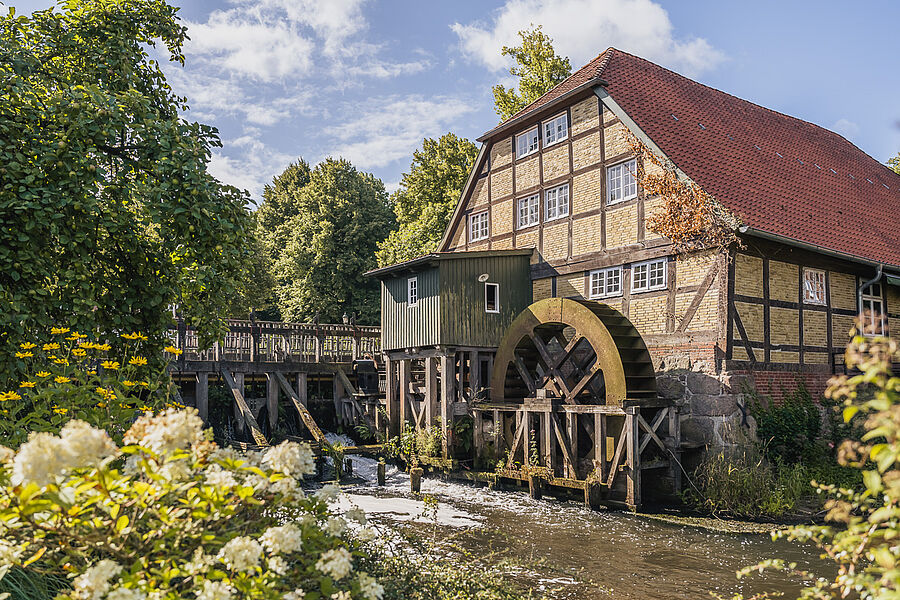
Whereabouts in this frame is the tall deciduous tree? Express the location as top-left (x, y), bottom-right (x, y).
top-left (889, 152), bottom-right (900, 175)
top-left (0, 0), bottom-right (252, 377)
top-left (492, 26), bottom-right (572, 122)
top-left (266, 158), bottom-right (394, 325)
top-left (376, 134), bottom-right (478, 266)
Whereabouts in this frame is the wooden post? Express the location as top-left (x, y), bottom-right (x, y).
top-left (668, 405), bottom-right (682, 493)
top-left (214, 340), bottom-right (221, 362)
top-left (584, 482), bottom-right (602, 509)
top-left (410, 467), bottom-right (423, 494)
top-left (385, 357), bottom-right (399, 436)
top-left (473, 410), bottom-right (484, 465)
top-left (377, 461), bottom-right (386, 486)
top-left (566, 412), bottom-right (578, 479)
top-left (492, 409), bottom-right (501, 455)
top-left (424, 357), bottom-right (438, 429)
top-left (596, 413), bottom-right (608, 483)
top-left (457, 354), bottom-right (465, 403)
top-left (470, 351), bottom-right (480, 399)
top-left (398, 359), bottom-right (410, 430)
top-left (233, 372), bottom-right (245, 435)
top-left (528, 474), bottom-right (543, 500)
top-left (541, 411), bottom-right (553, 473)
top-left (439, 353), bottom-right (455, 459)
top-left (195, 372), bottom-right (209, 423)
top-left (265, 373), bottom-right (279, 432)
top-left (626, 406), bottom-right (641, 509)
top-left (344, 458), bottom-right (353, 476)
top-left (296, 373), bottom-right (308, 408)
top-left (314, 333), bottom-right (322, 363)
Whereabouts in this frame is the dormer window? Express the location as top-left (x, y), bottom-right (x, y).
top-left (543, 113), bottom-right (568, 146)
top-left (516, 127), bottom-right (539, 159)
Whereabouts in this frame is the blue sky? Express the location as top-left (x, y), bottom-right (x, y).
top-left (9, 0), bottom-right (900, 204)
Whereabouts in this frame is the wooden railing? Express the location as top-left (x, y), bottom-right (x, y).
top-left (168, 319), bottom-right (380, 364)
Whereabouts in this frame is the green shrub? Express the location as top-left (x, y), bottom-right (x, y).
top-left (746, 382), bottom-right (822, 464)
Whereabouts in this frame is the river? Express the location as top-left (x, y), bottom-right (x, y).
top-left (333, 441), bottom-right (824, 600)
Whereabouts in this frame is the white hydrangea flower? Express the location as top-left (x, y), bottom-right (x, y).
top-left (262, 441), bottom-right (314, 478)
top-left (356, 527), bottom-right (376, 542)
top-left (12, 431), bottom-right (66, 487)
top-left (59, 420), bottom-right (118, 466)
top-left (324, 517), bottom-right (346, 537)
top-left (260, 523), bottom-right (303, 555)
top-left (107, 587), bottom-right (147, 600)
top-left (0, 539), bottom-right (23, 568)
top-left (315, 547), bottom-right (353, 580)
top-left (205, 465), bottom-right (238, 489)
top-left (331, 591), bottom-right (351, 600)
top-left (0, 445), bottom-right (14, 466)
top-left (345, 507), bottom-right (366, 525)
top-left (217, 536), bottom-right (263, 573)
top-left (183, 548), bottom-right (214, 576)
top-left (316, 483), bottom-right (341, 503)
top-left (243, 450), bottom-right (265, 468)
top-left (358, 573), bottom-right (384, 600)
top-left (209, 447), bottom-right (240, 463)
top-left (158, 460), bottom-right (191, 482)
top-left (241, 471), bottom-right (270, 492)
top-left (124, 408), bottom-right (206, 455)
top-left (282, 589), bottom-right (305, 600)
top-left (268, 555), bottom-right (288, 576)
top-left (71, 559), bottom-right (122, 600)
top-left (270, 476), bottom-right (304, 501)
top-left (195, 580), bottom-right (234, 600)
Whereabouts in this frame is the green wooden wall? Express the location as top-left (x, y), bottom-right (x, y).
top-left (380, 266), bottom-right (441, 351)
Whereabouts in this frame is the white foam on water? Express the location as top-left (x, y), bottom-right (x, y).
top-left (339, 493), bottom-right (482, 528)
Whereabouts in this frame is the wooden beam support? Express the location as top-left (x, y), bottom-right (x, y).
top-left (195, 372), bottom-right (208, 423)
top-left (266, 373), bottom-right (279, 432)
top-left (439, 353), bottom-right (455, 459)
top-left (220, 370), bottom-right (267, 446)
top-left (626, 407), bottom-right (641, 509)
top-left (425, 357), bottom-right (438, 429)
top-left (399, 359), bottom-right (411, 429)
top-left (274, 372), bottom-right (326, 444)
top-left (385, 357), bottom-right (399, 436)
top-left (505, 409), bottom-right (527, 470)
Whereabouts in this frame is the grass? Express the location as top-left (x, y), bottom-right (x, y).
top-left (0, 567), bottom-right (68, 600)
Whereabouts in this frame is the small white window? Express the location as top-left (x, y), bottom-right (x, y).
top-left (407, 277), bottom-right (418, 306)
top-left (545, 184), bottom-right (570, 221)
top-left (589, 266), bottom-right (623, 299)
top-left (607, 159), bottom-right (638, 205)
top-left (631, 258), bottom-right (667, 293)
top-left (485, 282), bottom-right (500, 313)
top-left (861, 283), bottom-right (886, 336)
top-left (469, 211), bottom-right (489, 242)
top-left (543, 113), bottom-right (568, 146)
top-left (803, 268), bottom-right (826, 305)
top-left (517, 194), bottom-right (539, 228)
top-left (516, 128), bottom-right (539, 158)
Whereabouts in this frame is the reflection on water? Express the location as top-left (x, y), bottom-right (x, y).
top-left (338, 447), bottom-right (823, 600)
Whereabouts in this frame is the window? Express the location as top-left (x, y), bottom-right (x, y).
top-left (517, 194), bottom-right (539, 229)
top-left (861, 283), bottom-right (886, 336)
top-left (543, 113), bottom-right (568, 146)
top-left (631, 259), bottom-right (667, 293)
top-left (485, 282), bottom-right (499, 313)
top-left (607, 159), bottom-right (638, 205)
top-left (469, 211), bottom-right (489, 242)
top-left (545, 184), bottom-right (570, 220)
top-left (589, 266), bottom-right (622, 299)
top-left (516, 128), bottom-right (539, 158)
top-left (407, 277), bottom-right (418, 306)
top-left (803, 268), bottom-right (826, 305)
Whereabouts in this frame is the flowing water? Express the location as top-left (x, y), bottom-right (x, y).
top-left (328, 437), bottom-right (823, 599)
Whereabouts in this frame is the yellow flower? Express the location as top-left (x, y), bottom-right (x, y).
top-left (101, 361), bottom-right (120, 371)
top-left (43, 343), bottom-right (60, 351)
top-left (163, 346), bottom-right (183, 356)
top-left (97, 401), bottom-right (107, 408)
top-left (87, 370), bottom-right (97, 375)
top-left (54, 376), bottom-right (71, 384)
top-left (72, 348), bottom-right (87, 357)
top-left (0, 391), bottom-right (22, 402)
top-left (53, 358), bottom-right (69, 366)
top-left (122, 380), bottom-right (135, 387)
top-left (36, 371), bottom-right (50, 378)
top-left (52, 406), bottom-right (67, 415)
top-left (50, 327), bottom-right (70, 335)
top-left (139, 405), bottom-right (153, 412)
top-left (77, 341), bottom-right (96, 349)
top-left (96, 343), bottom-right (111, 352)
top-left (128, 356), bottom-right (147, 366)
top-left (19, 342), bottom-right (36, 350)
top-left (138, 381), bottom-right (150, 387)
top-left (19, 381), bottom-right (36, 388)
top-left (15, 351), bottom-right (33, 359)
top-left (95, 387), bottom-right (114, 400)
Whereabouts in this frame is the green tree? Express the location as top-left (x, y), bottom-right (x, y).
top-left (492, 25), bottom-right (572, 122)
top-left (889, 152), bottom-right (900, 175)
top-left (376, 134), bottom-right (478, 266)
top-left (0, 0), bottom-right (252, 380)
top-left (270, 158), bottom-right (394, 325)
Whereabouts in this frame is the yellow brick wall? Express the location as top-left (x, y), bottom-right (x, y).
top-left (605, 204), bottom-right (637, 248)
top-left (770, 306), bottom-right (799, 345)
top-left (572, 169), bottom-right (602, 214)
top-left (802, 310), bottom-right (827, 346)
top-left (805, 352), bottom-right (829, 364)
top-left (491, 168), bottom-right (512, 199)
top-left (830, 272), bottom-right (856, 311)
top-left (542, 144), bottom-right (569, 182)
top-left (469, 177), bottom-right (488, 208)
top-left (674, 288), bottom-right (719, 332)
top-left (604, 121), bottom-right (631, 158)
top-left (454, 224), bottom-right (465, 249)
top-left (603, 298), bottom-right (623, 313)
top-left (832, 315), bottom-right (856, 344)
top-left (533, 278), bottom-right (552, 301)
top-left (516, 229), bottom-right (538, 250)
top-left (732, 346), bottom-right (751, 361)
top-left (558, 272), bottom-right (584, 298)
top-left (734, 254), bottom-right (763, 297)
top-left (571, 96), bottom-right (599, 136)
top-left (571, 213), bottom-right (602, 256)
top-left (771, 350), bottom-right (800, 364)
top-left (492, 199), bottom-right (513, 237)
top-left (735, 301), bottom-right (764, 342)
top-left (676, 251), bottom-right (717, 287)
top-left (643, 196), bottom-right (666, 240)
top-left (602, 105), bottom-right (615, 126)
top-left (769, 260), bottom-right (799, 302)
top-left (491, 138), bottom-right (512, 170)
top-left (629, 295), bottom-right (668, 334)
top-left (572, 131), bottom-right (602, 171)
top-left (542, 221), bottom-right (569, 261)
top-left (515, 157), bottom-right (539, 192)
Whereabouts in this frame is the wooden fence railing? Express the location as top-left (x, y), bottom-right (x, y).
top-left (167, 319), bottom-right (380, 364)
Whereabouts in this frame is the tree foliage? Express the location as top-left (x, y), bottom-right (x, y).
top-left (889, 152), bottom-right (900, 175)
top-left (0, 0), bottom-right (252, 379)
top-left (376, 134), bottom-right (478, 266)
top-left (261, 158), bottom-right (394, 325)
top-left (492, 26), bottom-right (572, 122)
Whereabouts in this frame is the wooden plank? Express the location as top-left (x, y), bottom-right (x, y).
top-left (195, 372), bottom-right (208, 422)
top-left (221, 370), bottom-right (267, 446)
top-left (266, 374), bottom-right (279, 431)
top-left (473, 410), bottom-right (484, 460)
top-left (553, 414), bottom-right (576, 479)
top-left (626, 407), bottom-right (641, 508)
top-left (425, 357), bottom-right (438, 429)
top-left (676, 259), bottom-right (721, 332)
top-left (637, 409), bottom-right (668, 454)
top-left (513, 354), bottom-right (537, 394)
top-left (296, 372), bottom-right (308, 407)
top-left (385, 357), bottom-right (399, 436)
top-left (274, 372), bottom-right (326, 444)
top-left (606, 419), bottom-right (628, 489)
top-left (505, 410), bottom-right (527, 469)
top-left (541, 411), bottom-right (553, 472)
top-left (399, 359), bottom-right (410, 429)
top-left (440, 354), bottom-right (455, 459)
top-left (567, 412), bottom-right (579, 479)
top-left (597, 413), bottom-right (608, 482)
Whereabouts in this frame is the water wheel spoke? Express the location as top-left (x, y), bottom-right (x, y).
top-left (513, 353), bottom-right (537, 394)
top-left (529, 332), bottom-right (573, 397)
top-left (567, 363), bottom-right (603, 402)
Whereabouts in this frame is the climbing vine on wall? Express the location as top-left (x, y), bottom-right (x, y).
top-left (625, 132), bottom-right (742, 252)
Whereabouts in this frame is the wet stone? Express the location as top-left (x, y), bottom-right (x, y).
top-left (691, 394), bottom-right (738, 416)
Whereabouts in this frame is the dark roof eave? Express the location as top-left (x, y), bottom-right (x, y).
top-left (364, 249), bottom-right (534, 279)
top-left (476, 78), bottom-right (608, 143)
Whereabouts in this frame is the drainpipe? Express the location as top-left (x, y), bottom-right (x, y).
top-left (857, 263), bottom-right (884, 317)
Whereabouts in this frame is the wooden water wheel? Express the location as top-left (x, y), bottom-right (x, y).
top-left (490, 298), bottom-right (656, 405)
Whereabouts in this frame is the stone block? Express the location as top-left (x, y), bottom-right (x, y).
top-left (691, 394), bottom-right (738, 417)
top-left (656, 376), bottom-right (685, 400)
top-left (686, 373), bottom-right (722, 395)
top-left (718, 411), bottom-right (757, 445)
top-left (680, 416), bottom-right (717, 446)
top-left (659, 354), bottom-right (692, 372)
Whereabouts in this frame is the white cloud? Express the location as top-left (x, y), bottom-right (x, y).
top-left (323, 95), bottom-right (477, 169)
top-left (831, 118), bottom-right (860, 139)
top-left (208, 130), bottom-right (295, 201)
top-left (451, 0), bottom-right (725, 77)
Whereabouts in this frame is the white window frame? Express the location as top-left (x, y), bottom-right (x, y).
top-left (861, 283), bottom-right (886, 336)
top-left (516, 127), bottom-right (539, 159)
top-left (407, 277), bottom-right (418, 307)
top-left (544, 183), bottom-right (570, 221)
top-left (631, 258), bottom-right (667, 293)
top-left (802, 268), bottom-right (827, 306)
top-left (589, 266), bottom-right (623, 299)
top-left (517, 193), bottom-right (539, 229)
top-left (469, 211), bottom-right (489, 242)
top-left (542, 113), bottom-right (568, 147)
top-left (484, 282), bottom-right (500, 313)
top-left (607, 159), bottom-right (638, 206)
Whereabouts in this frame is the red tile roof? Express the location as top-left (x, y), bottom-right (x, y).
top-left (489, 48), bottom-right (900, 267)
